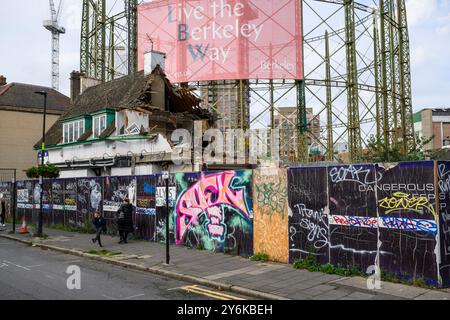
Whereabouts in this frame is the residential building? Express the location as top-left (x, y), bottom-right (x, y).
top-left (274, 107), bottom-right (321, 162)
top-left (36, 65), bottom-right (216, 178)
top-left (0, 75), bottom-right (70, 179)
top-left (413, 108), bottom-right (450, 150)
top-left (200, 80), bottom-right (250, 131)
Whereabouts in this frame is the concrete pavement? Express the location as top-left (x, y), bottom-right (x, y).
top-left (1, 225), bottom-right (450, 300)
top-left (0, 237), bottom-right (251, 300)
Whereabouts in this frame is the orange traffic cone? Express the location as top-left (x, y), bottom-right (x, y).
top-left (20, 216), bottom-right (28, 234)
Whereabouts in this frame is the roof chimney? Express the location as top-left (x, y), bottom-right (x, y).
top-left (70, 71), bottom-right (81, 103)
top-left (0, 75), bottom-right (6, 86)
top-left (144, 51), bottom-right (166, 76)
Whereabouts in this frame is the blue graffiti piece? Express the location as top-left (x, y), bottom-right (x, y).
top-left (136, 208), bottom-right (156, 216)
top-left (143, 183), bottom-right (156, 194)
top-left (381, 217), bottom-right (437, 235)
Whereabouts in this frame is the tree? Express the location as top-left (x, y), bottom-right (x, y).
top-left (361, 134), bottom-right (439, 163)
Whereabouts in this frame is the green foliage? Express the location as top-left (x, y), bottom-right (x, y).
top-left (5, 216), bottom-right (19, 225)
top-left (293, 254), bottom-right (433, 289)
top-left (51, 223), bottom-right (96, 235)
top-left (361, 134), bottom-right (440, 163)
top-left (250, 252), bottom-right (269, 262)
top-left (31, 231), bottom-right (49, 239)
top-left (85, 249), bottom-right (122, 257)
top-left (25, 167), bottom-right (39, 179)
top-left (293, 254), bottom-right (365, 277)
top-left (380, 271), bottom-right (432, 289)
top-left (26, 164), bottom-right (60, 179)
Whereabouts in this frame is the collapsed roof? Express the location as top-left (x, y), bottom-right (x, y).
top-left (36, 66), bottom-right (216, 148)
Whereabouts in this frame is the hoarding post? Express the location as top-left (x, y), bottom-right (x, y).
top-left (163, 171), bottom-right (170, 265)
top-left (12, 169), bottom-right (16, 233)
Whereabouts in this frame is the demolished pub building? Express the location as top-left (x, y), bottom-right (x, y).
top-left (34, 65), bottom-right (217, 177)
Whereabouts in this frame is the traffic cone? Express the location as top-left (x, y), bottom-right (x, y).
top-left (20, 216), bottom-right (28, 234)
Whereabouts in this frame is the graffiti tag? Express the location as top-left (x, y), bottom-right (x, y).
top-left (379, 217), bottom-right (438, 235)
top-left (292, 203), bottom-right (329, 249)
top-left (255, 182), bottom-right (287, 218)
top-left (176, 172), bottom-right (251, 245)
top-left (330, 215), bottom-right (378, 228)
top-left (378, 192), bottom-right (437, 219)
top-left (329, 165), bottom-right (376, 186)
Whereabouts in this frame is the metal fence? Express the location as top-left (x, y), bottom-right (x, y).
top-left (0, 169), bottom-right (17, 232)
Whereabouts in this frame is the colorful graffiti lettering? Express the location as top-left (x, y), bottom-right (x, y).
top-left (378, 192), bottom-right (437, 219)
top-left (176, 172), bottom-right (252, 245)
top-left (379, 217), bottom-right (438, 235)
top-left (330, 215), bottom-right (378, 228)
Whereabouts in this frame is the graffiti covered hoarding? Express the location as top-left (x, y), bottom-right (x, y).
top-left (42, 180), bottom-right (53, 226)
top-left (52, 180), bottom-right (65, 225)
top-left (156, 174), bottom-right (177, 243)
top-left (16, 180), bottom-right (33, 222)
top-left (328, 165), bottom-right (378, 271)
top-left (103, 176), bottom-right (137, 212)
top-left (253, 168), bottom-right (288, 263)
top-left (77, 178), bottom-right (103, 228)
top-left (0, 182), bottom-right (11, 201)
top-left (175, 170), bottom-right (253, 255)
top-left (0, 181), bottom-right (12, 218)
top-left (135, 175), bottom-right (158, 240)
top-left (376, 162), bottom-right (439, 286)
top-left (137, 0), bottom-right (303, 83)
top-left (437, 161), bottom-right (450, 286)
top-left (288, 167), bottom-right (329, 264)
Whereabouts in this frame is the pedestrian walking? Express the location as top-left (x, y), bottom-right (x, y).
top-left (91, 210), bottom-right (106, 247)
top-left (117, 197), bottom-right (134, 244)
top-left (0, 197), bottom-right (6, 227)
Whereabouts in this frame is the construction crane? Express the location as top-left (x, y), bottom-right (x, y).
top-left (43, 0), bottom-right (65, 91)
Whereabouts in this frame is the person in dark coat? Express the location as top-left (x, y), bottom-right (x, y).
top-left (117, 197), bottom-right (134, 244)
top-left (92, 210), bottom-right (106, 247)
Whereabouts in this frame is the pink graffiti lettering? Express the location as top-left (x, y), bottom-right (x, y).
top-left (331, 215), bottom-right (378, 228)
top-left (176, 172), bottom-right (250, 244)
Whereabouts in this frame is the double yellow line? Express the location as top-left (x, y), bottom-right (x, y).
top-left (180, 285), bottom-right (246, 300)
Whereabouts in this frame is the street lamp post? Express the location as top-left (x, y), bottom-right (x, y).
top-left (162, 170), bottom-right (170, 265)
top-left (12, 169), bottom-right (16, 233)
top-left (35, 91), bottom-right (48, 237)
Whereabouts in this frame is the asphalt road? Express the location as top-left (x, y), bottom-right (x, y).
top-left (0, 238), bottom-right (247, 300)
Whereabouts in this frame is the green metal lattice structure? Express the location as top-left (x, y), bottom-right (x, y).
top-left (79, 0), bottom-right (415, 163)
top-left (80, 0), bottom-right (139, 82)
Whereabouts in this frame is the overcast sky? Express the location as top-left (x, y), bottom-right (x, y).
top-left (0, 0), bottom-right (449, 111)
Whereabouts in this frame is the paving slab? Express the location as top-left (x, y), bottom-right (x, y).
top-left (3, 225), bottom-right (450, 301)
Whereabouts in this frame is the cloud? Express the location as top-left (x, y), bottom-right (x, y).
top-left (407, 0), bottom-right (439, 27)
top-left (407, 0), bottom-right (450, 110)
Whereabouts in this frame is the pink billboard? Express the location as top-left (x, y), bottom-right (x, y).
top-left (137, 0), bottom-right (303, 83)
